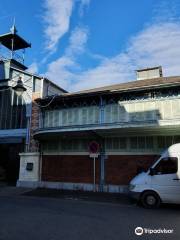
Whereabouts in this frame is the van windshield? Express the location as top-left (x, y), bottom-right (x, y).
top-left (153, 157), bottom-right (178, 175)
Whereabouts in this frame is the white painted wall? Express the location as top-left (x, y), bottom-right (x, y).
top-left (18, 152), bottom-right (40, 182)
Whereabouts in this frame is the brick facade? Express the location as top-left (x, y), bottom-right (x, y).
top-left (41, 154), bottom-right (158, 185)
top-left (105, 155), bottom-right (159, 185)
top-left (42, 155), bottom-right (100, 184)
top-left (29, 93), bottom-right (40, 152)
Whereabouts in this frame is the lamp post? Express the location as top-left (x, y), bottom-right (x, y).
top-left (11, 76), bottom-right (30, 151)
top-left (12, 77), bottom-right (27, 96)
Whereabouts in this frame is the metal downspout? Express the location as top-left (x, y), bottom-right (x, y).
top-left (99, 96), bottom-right (105, 192)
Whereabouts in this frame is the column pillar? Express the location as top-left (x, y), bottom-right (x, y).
top-left (17, 152), bottom-right (40, 188)
top-left (18, 92), bottom-right (41, 188)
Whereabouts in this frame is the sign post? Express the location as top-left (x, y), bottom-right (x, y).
top-left (89, 141), bottom-right (100, 192)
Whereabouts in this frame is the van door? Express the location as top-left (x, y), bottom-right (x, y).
top-left (150, 156), bottom-right (180, 204)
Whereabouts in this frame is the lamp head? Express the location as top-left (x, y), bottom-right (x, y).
top-left (12, 77), bottom-right (27, 96)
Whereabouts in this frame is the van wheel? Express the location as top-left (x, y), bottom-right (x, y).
top-left (140, 191), bottom-right (161, 208)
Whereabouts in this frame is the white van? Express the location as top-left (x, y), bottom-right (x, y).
top-left (129, 143), bottom-right (180, 208)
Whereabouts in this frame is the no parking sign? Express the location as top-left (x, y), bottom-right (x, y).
top-left (88, 141), bottom-right (100, 157)
top-left (88, 141), bottom-right (100, 192)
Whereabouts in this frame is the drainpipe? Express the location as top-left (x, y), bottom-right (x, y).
top-left (25, 76), bottom-right (33, 152)
top-left (99, 96), bottom-right (105, 192)
top-left (39, 143), bottom-right (43, 182)
top-left (25, 101), bottom-right (32, 152)
top-left (100, 138), bottom-right (105, 192)
top-left (25, 115), bottom-right (31, 152)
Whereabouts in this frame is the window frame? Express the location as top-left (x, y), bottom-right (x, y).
top-left (153, 156), bottom-right (178, 175)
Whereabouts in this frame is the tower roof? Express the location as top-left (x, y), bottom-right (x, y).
top-left (0, 26), bottom-right (31, 50)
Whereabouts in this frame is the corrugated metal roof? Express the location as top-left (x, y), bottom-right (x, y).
top-left (36, 75), bottom-right (180, 104)
top-left (62, 76), bottom-right (180, 96)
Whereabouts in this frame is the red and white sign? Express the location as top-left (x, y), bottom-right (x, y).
top-left (88, 141), bottom-right (100, 154)
top-left (89, 153), bottom-right (99, 158)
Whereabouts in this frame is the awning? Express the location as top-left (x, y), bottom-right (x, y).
top-left (34, 124), bottom-right (180, 141)
top-left (0, 137), bottom-right (23, 144)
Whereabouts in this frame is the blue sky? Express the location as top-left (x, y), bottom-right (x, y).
top-left (0, 0), bottom-right (180, 91)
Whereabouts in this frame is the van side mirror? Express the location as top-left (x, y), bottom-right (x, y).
top-left (136, 166), bottom-right (145, 174)
top-left (149, 168), bottom-right (156, 176)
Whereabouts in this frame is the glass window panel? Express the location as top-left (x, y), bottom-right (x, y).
top-left (68, 109), bottom-right (73, 124)
top-left (130, 137), bottom-right (138, 149)
top-left (72, 140), bottom-right (80, 150)
top-left (172, 100), bottom-right (180, 118)
top-left (154, 157), bottom-right (178, 174)
top-left (146, 137), bottom-right (154, 149)
top-left (42, 142), bottom-right (48, 151)
top-left (88, 106), bottom-right (94, 124)
top-left (94, 107), bottom-right (99, 124)
top-left (53, 111), bottom-right (59, 127)
top-left (119, 137), bottom-right (127, 149)
top-left (118, 105), bottom-right (127, 122)
top-left (106, 138), bottom-right (113, 149)
top-left (105, 105), bottom-right (111, 123)
top-left (81, 139), bottom-right (88, 151)
top-left (111, 104), bottom-right (118, 122)
top-left (166, 136), bottom-right (173, 147)
top-left (61, 140), bottom-right (66, 150)
top-left (72, 108), bottom-right (78, 125)
top-left (163, 100), bottom-right (171, 119)
top-left (155, 102), bottom-right (163, 120)
top-left (157, 136), bottom-right (166, 149)
top-left (138, 137), bottom-right (145, 149)
top-left (33, 78), bottom-right (41, 92)
top-left (48, 142), bottom-right (59, 151)
top-left (135, 103), bottom-right (143, 121)
top-left (48, 111), bottom-right (53, 127)
top-left (62, 109), bottom-right (68, 125)
top-left (68, 140), bottom-right (73, 150)
top-left (112, 138), bottom-right (119, 149)
top-left (82, 108), bottom-right (88, 124)
top-left (174, 136), bottom-right (180, 144)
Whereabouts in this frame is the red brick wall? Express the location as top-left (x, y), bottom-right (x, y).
top-left (41, 154), bottom-right (159, 186)
top-left (29, 93), bottom-right (40, 152)
top-left (105, 155), bottom-right (159, 185)
top-left (42, 155), bottom-right (100, 183)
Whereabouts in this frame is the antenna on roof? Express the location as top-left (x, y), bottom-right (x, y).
top-left (13, 16), bottom-right (16, 25)
top-left (10, 17), bottom-right (17, 34)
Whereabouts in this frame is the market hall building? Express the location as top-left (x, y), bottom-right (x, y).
top-left (18, 66), bottom-right (180, 192)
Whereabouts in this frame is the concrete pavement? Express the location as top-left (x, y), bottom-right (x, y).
top-left (0, 185), bottom-right (31, 196)
top-left (23, 188), bottom-right (132, 205)
top-left (0, 187), bottom-right (179, 240)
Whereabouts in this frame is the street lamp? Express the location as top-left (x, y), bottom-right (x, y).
top-left (12, 77), bottom-right (27, 96)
